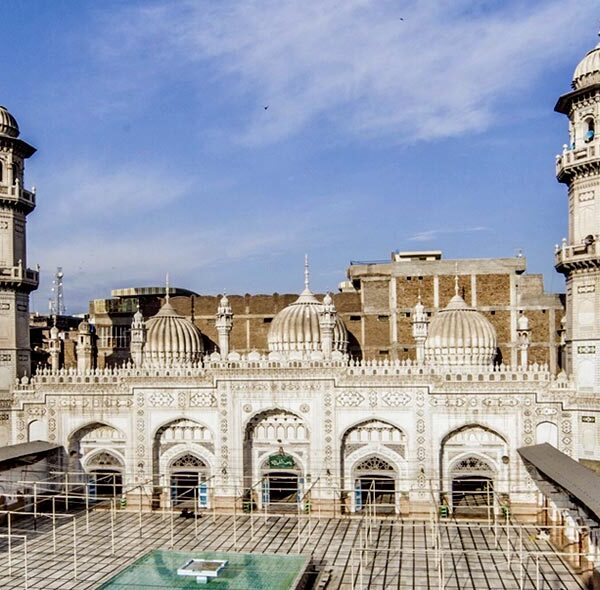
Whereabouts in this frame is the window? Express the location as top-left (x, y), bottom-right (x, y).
top-left (0, 161), bottom-right (3, 183)
top-left (113, 325), bottom-right (130, 348)
top-left (377, 315), bottom-right (389, 321)
top-left (585, 118), bottom-right (595, 143)
top-left (263, 317), bottom-right (273, 324)
top-left (350, 315), bottom-right (361, 321)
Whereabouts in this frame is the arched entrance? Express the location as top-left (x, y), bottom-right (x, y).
top-left (69, 422), bottom-right (126, 493)
top-left (86, 451), bottom-right (124, 498)
top-left (441, 424), bottom-right (507, 517)
top-left (259, 451), bottom-right (303, 511)
top-left (244, 410), bottom-right (309, 508)
top-left (353, 456), bottom-right (396, 513)
top-left (153, 418), bottom-right (215, 507)
top-left (169, 453), bottom-right (210, 507)
top-left (450, 456), bottom-right (495, 516)
top-left (341, 419), bottom-right (406, 514)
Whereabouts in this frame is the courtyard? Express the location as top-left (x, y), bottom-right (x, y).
top-left (0, 506), bottom-right (590, 589)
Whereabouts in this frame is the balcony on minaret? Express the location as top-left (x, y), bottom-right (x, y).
top-left (555, 237), bottom-right (600, 274)
top-left (0, 182), bottom-right (36, 212)
top-left (0, 263), bottom-right (39, 291)
top-left (556, 141), bottom-right (599, 183)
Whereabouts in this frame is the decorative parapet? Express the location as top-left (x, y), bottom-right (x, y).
top-left (14, 352), bottom-right (572, 391)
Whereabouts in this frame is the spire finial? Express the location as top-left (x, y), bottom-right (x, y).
top-left (417, 288), bottom-right (422, 304)
top-left (304, 254), bottom-right (310, 291)
top-left (454, 262), bottom-right (459, 296)
top-left (165, 273), bottom-right (170, 303)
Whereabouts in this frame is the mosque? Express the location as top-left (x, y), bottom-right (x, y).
top-left (1, 34), bottom-right (600, 519)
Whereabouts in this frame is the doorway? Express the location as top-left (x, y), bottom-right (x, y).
top-left (263, 472), bottom-right (299, 508)
top-left (89, 469), bottom-right (122, 498)
top-left (170, 471), bottom-right (199, 505)
top-left (355, 475), bottom-right (395, 513)
top-left (452, 476), bottom-right (493, 517)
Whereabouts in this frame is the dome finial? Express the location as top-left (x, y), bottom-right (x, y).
top-left (304, 254), bottom-right (310, 291)
top-left (454, 263), bottom-right (459, 296)
top-left (165, 273), bottom-right (170, 303)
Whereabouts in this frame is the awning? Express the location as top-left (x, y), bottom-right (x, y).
top-left (518, 443), bottom-right (600, 523)
top-left (0, 441), bottom-right (62, 468)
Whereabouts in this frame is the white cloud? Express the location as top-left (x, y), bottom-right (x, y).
top-left (28, 158), bottom-right (360, 310)
top-left (408, 226), bottom-right (491, 243)
top-left (91, 0), bottom-right (596, 145)
top-left (36, 161), bottom-right (192, 223)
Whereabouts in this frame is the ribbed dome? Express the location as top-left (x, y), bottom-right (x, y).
top-left (424, 294), bottom-right (497, 366)
top-left (0, 106), bottom-right (19, 138)
top-left (268, 289), bottom-right (348, 353)
top-left (145, 301), bottom-right (203, 366)
top-left (573, 41), bottom-right (600, 90)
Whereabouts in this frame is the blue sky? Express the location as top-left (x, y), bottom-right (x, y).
top-left (2, 1), bottom-right (598, 313)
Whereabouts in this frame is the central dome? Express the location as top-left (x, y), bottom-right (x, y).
top-left (145, 301), bottom-right (203, 366)
top-left (268, 289), bottom-right (348, 353)
top-left (573, 40), bottom-right (600, 90)
top-left (0, 106), bottom-right (19, 138)
top-left (424, 293), bottom-right (497, 366)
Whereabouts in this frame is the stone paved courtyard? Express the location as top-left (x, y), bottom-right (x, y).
top-left (0, 510), bottom-right (589, 589)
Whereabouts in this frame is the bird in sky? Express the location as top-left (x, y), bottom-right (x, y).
top-left (264, 105), bottom-right (269, 110)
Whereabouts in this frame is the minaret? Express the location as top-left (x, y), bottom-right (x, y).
top-left (48, 319), bottom-right (61, 371)
top-left (555, 34), bottom-right (600, 391)
top-left (319, 292), bottom-right (337, 359)
top-left (130, 306), bottom-right (146, 366)
top-left (411, 293), bottom-right (428, 363)
top-left (0, 106), bottom-right (38, 389)
top-left (76, 317), bottom-right (94, 372)
top-left (516, 312), bottom-right (530, 369)
top-left (215, 293), bottom-right (233, 357)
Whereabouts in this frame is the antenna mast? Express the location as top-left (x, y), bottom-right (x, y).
top-left (49, 267), bottom-right (65, 315)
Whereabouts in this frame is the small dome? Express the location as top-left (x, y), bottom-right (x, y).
top-left (517, 313), bottom-right (529, 331)
top-left (145, 301), bottom-right (203, 366)
top-left (573, 41), bottom-right (600, 90)
top-left (424, 293), bottom-right (497, 366)
top-left (78, 318), bottom-right (91, 334)
top-left (268, 289), bottom-right (348, 353)
top-left (0, 106), bottom-right (19, 138)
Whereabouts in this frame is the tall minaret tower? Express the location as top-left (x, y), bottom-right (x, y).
top-left (0, 106), bottom-right (38, 389)
top-left (555, 35), bottom-right (600, 392)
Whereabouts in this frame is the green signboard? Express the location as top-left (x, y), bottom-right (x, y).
top-left (268, 454), bottom-right (295, 469)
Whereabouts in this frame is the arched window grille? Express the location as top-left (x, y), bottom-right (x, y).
top-left (355, 456), bottom-right (394, 472)
top-left (88, 451), bottom-right (122, 468)
top-left (171, 454), bottom-right (206, 469)
top-left (451, 456), bottom-right (494, 476)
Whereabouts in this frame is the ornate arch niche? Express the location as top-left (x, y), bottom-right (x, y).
top-left (83, 449), bottom-right (125, 497)
top-left (440, 424), bottom-right (508, 494)
top-left (68, 422), bottom-right (126, 471)
top-left (153, 419), bottom-right (214, 481)
top-left (341, 419), bottom-right (406, 487)
top-left (243, 409), bottom-right (309, 486)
